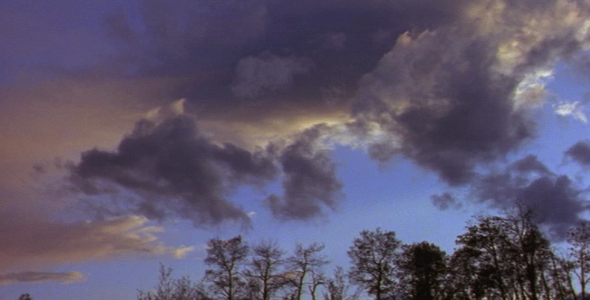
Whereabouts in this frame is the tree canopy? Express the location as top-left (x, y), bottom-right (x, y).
top-left (137, 209), bottom-right (590, 300)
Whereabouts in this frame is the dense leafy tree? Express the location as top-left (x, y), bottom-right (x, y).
top-left (397, 241), bottom-right (447, 300)
top-left (204, 236), bottom-right (250, 300)
top-left (453, 209), bottom-right (555, 300)
top-left (347, 228), bottom-right (400, 300)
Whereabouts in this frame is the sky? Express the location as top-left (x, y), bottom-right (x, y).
top-left (2, 0), bottom-right (590, 299)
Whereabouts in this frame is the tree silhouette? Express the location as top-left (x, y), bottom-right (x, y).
top-left (204, 236), bottom-right (250, 300)
top-left (568, 222), bottom-right (590, 300)
top-left (397, 241), bottom-right (447, 300)
top-left (347, 228), bottom-right (400, 300)
top-left (244, 240), bottom-right (287, 300)
top-left (137, 264), bottom-right (208, 300)
top-left (285, 243), bottom-right (328, 300)
top-left (17, 294), bottom-right (33, 300)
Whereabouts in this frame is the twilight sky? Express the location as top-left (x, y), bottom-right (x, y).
top-left (2, 0), bottom-right (590, 299)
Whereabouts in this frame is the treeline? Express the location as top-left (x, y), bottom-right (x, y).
top-left (137, 209), bottom-right (590, 300)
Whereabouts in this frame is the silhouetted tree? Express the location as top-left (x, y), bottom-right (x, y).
top-left (137, 264), bottom-right (208, 300)
top-left (323, 267), bottom-right (359, 300)
top-left (347, 228), bottom-right (400, 300)
top-left (397, 241), bottom-right (447, 300)
top-left (285, 243), bottom-right (328, 300)
top-left (17, 294), bottom-right (33, 300)
top-left (568, 222), bottom-right (590, 300)
top-left (244, 240), bottom-right (287, 300)
top-left (204, 236), bottom-right (249, 300)
top-left (453, 209), bottom-right (555, 300)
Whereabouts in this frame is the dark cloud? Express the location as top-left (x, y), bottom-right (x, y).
top-left (231, 53), bottom-right (313, 99)
top-left (0, 271), bottom-right (84, 286)
top-left (565, 140), bottom-right (590, 166)
top-left (355, 29), bottom-right (534, 185)
top-left (69, 114), bottom-right (277, 227)
top-left (267, 125), bottom-right (343, 220)
top-left (509, 154), bottom-right (553, 175)
top-left (4, 0), bottom-right (590, 234)
top-left (92, 0), bottom-right (465, 121)
top-left (352, 0), bottom-right (590, 185)
top-left (472, 155), bottom-right (587, 239)
top-left (68, 109), bottom-right (345, 225)
top-left (430, 193), bottom-right (462, 211)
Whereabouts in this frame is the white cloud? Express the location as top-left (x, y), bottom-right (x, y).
top-left (554, 101), bottom-right (588, 123)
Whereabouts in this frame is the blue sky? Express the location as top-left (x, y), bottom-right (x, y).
top-left (2, 0), bottom-right (590, 299)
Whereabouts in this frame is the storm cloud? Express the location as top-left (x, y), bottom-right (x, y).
top-left (267, 125), bottom-right (343, 220)
top-left (354, 0), bottom-right (590, 185)
top-left (565, 140), bottom-right (590, 166)
top-left (472, 155), bottom-right (587, 239)
top-left (63, 0), bottom-right (590, 227)
top-left (69, 112), bottom-right (277, 227)
top-left (2, 1), bottom-right (590, 280)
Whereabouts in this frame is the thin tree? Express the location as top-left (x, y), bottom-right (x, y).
top-left (568, 222), bottom-right (590, 300)
top-left (137, 264), bottom-right (208, 300)
top-left (204, 236), bottom-right (249, 300)
top-left (285, 243), bottom-right (329, 300)
top-left (347, 228), bottom-right (401, 300)
top-left (323, 267), bottom-right (360, 300)
top-left (245, 240), bottom-right (287, 300)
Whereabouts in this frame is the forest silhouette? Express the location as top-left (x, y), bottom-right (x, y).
top-left (114, 208), bottom-right (590, 300)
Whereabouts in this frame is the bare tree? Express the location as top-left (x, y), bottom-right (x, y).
top-left (568, 222), bottom-right (590, 300)
top-left (347, 228), bottom-right (400, 300)
top-left (204, 236), bottom-right (249, 300)
top-left (285, 243), bottom-right (329, 300)
top-left (137, 264), bottom-right (208, 300)
top-left (244, 240), bottom-right (287, 300)
top-left (323, 267), bottom-right (359, 300)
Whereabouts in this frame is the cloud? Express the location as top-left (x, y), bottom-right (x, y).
top-left (0, 271), bottom-right (85, 286)
top-left (267, 125), bottom-right (343, 220)
top-left (232, 53), bottom-right (313, 98)
top-left (554, 101), bottom-right (588, 122)
top-left (3, 0), bottom-right (590, 258)
top-left (471, 155), bottom-right (587, 239)
top-left (565, 140), bottom-right (590, 166)
top-left (69, 111), bottom-right (277, 227)
top-left (354, 29), bottom-right (534, 185)
top-left (430, 193), bottom-right (462, 211)
top-left (0, 215), bottom-right (184, 271)
top-left (68, 101), bottom-right (347, 223)
top-left (352, 0), bottom-right (590, 185)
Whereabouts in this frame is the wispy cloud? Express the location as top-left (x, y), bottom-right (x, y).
top-left (0, 271), bottom-right (85, 286)
top-left (0, 215), bottom-right (185, 271)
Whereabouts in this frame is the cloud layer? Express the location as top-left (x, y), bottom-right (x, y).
top-left (471, 155), bottom-right (588, 239)
top-left (2, 0), bottom-right (590, 281)
top-left (0, 213), bottom-right (186, 273)
top-left (0, 271), bottom-right (85, 286)
top-left (59, 0), bottom-right (590, 229)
